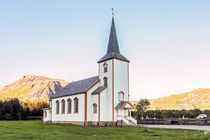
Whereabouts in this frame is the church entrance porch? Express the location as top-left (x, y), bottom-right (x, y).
top-left (116, 101), bottom-right (137, 126)
top-left (42, 107), bottom-right (51, 124)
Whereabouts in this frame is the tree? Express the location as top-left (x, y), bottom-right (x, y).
top-left (0, 98), bottom-right (29, 120)
top-left (135, 99), bottom-right (150, 120)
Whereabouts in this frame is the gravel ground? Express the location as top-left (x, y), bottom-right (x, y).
top-left (139, 124), bottom-right (210, 131)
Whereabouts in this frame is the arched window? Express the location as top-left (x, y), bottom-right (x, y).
top-left (103, 62), bottom-right (108, 73)
top-left (67, 98), bottom-right (72, 113)
top-left (44, 111), bottom-right (47, 118)
top-left (103, 77), bottom-right (107, 87)
top-left (74, 97), bottom-right (79, 113)
top-left (61, 99), bottom-right (65, 114)
top-left (118, 92), bottom-right (124, 102)
top-left (56, 100), bottom-right (60, 114)
top-left (93, 103), bottom-right (97, 113)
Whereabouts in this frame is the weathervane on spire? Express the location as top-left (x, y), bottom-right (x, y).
top-left (111, 8), bottom-right (114, 17)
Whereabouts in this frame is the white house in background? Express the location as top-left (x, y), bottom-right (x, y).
top-left (43, 17), bottom-right (137, 126)
top-left (196, 114), bottom-right (208, 119)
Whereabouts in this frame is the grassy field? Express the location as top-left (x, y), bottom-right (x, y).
top-left (0, 121), bottom-right (209, 140)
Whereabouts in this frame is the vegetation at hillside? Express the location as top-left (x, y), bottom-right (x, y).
top-left (149, 88), bottom-right (210, 110)
top-left (133, 99), bottom-right (210, 120)
top-left (130, 88), bottom-right (210, 110)
top-left (0, 98), bottom-right (49, 120)
top-left (22, 101), bottom-right (49, 116)
top-left (0, 99), bottom-right (28, 120)
top-left (0, 121), bottom-right (209, 140)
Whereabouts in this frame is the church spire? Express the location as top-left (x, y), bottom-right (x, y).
top-left (106, 17), bottom-right (120, 54)
top-left (98, 14), bottom-right (129, 63)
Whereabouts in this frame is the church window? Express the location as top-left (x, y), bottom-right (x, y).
top-left (103, 62), bottom-right (108, 73)
top-left (44, 111), bottom-right (47, 118)
top-left (61, 99), bottom-right (65, 114)
top-left (103, 77), bottom-right (107, 87)
top-left (67, 98), bottom-right (72, 113)
top-left (56, 100), bottom-right (60, 114)
top-left (118, 92), bottom-right (124, 102)
top-left (74, 97), bottom-right (79, 113)
top-left (93, 103), bottom-right (97, 113)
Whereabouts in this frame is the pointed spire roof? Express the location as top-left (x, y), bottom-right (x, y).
top-left (98, 17), bottom-right (129, 63)
top-left (107, 18), bottom-right (120, 54)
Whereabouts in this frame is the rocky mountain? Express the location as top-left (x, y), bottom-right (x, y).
top-left (149, 88), bottom-right (210, 110)
top-left (0, 75), bottom-right (69, 102)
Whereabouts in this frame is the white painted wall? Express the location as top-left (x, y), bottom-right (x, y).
top-left (87, 82), bottom-right (99, 121)
top-left (113, 59), bottom-right (129, 121)
top-left (100, 89), bottom-right (110, 121)
top-left (51, 94), bottom-right (85, 122)
top-left (43, 109), bottom-right (51, 122)
top-left (117, 108), bottom-right (123, 116)
top-left (98, 59), bottom-right (113, 121)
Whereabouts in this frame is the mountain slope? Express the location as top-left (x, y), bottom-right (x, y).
top-left (0, 75), bottom-right (69, 102)
top-left (149, 88), bottom-right (210, 110)
top-left (1, 76), bottom-right (210, 110)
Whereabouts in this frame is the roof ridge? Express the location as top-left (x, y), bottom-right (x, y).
top-left (52, 76), bottom-right (99, 99)
top-left (70, 76), bottom-right (98, 84)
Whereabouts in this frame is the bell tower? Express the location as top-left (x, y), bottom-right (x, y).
top-left (98, 16), bottom-right (130, 121)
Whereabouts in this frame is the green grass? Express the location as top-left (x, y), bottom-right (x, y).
top-left (0, 121), bottom-right (209, 140)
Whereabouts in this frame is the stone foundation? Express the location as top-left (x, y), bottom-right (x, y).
top-left (84, 121), bottom-right (118, 126)
top-left (43, 120), bottom-right (51, 124)
top-left (51, 121), bottom-right (85, 126)
top-left (46, 121), bottom-right (129, 126)
top-left (117, 120), bottom-right (128, 126)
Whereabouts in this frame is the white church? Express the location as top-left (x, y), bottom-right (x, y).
top-left (43, 17), bottom-right (137, 126)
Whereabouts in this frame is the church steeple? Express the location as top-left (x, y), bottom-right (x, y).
top-left (106, 18), bottom-right (120, 54)
top-left (98, 16), bottom-right (129, 63)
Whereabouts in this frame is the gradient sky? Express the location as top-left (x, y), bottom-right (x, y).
top-left (0, 0), bottom-right (210, 100)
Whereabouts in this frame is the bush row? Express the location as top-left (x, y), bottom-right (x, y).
top-left (132, 109), bottom-right (210, 120)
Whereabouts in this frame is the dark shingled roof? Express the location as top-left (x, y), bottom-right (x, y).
top-left (115, 101), bottom-right (133, 109)
top-left (51, 76), bottom-right (99, 99)
top-left (115, 101), bottom-right (128, 109)
top-left (98, 18), bottom-right (129, 63)
top-left (92, 86), bottom-right (106, 95)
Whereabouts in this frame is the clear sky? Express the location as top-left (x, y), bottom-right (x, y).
top-left (0, 0), bottom-right (210, 100)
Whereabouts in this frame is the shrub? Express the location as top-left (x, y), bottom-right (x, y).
top-left (5, 113), bottom-right (12, 120)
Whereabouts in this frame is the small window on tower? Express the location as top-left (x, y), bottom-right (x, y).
top-left (118, 92), bottom-right (124, 102)
top-left (103, 62), bottom-right (108, 73)
top-left (103, 77), bottom-right (108, 87)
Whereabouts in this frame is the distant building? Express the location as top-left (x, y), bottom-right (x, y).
top-left (43, 17), bottom-right (137, 126)
top-left (196, 114), bottom-right (207, 119)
